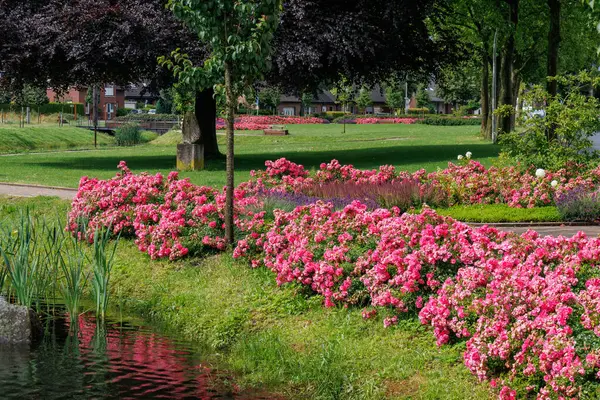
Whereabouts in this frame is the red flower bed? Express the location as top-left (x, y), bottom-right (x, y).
top-left (216, 115), bottom-right (327, 131)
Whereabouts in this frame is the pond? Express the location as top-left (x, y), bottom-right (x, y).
top-left (0, 311), bottom-right (272, 399)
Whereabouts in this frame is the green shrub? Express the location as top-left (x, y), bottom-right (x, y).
top-left (116, 108), bottom-right (133, 117)
top-left (115, 123), bottom-right (142, 146)
top-left (500, 73), bottom-right (600, 170)
top-left (115, 113), bottom-right (179, 122)
top-left (0, 102), bottom-right (85, 116)
top-left (418, 117), bottom-right (481, 126)
top-left (407, 107), bottom-right (430, 115)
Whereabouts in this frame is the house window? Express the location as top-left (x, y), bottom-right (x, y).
top-left (283, 107), bottom-right (295, 116)
top-left (105, 85), bottom-right (114, 97)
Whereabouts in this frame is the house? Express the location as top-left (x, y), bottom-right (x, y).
top-left (275, 87), bottom-right (394, 116)
top-left (124, 84), bottom-right (160, 109)
top-left (46, 85), bottom-right (125, 120)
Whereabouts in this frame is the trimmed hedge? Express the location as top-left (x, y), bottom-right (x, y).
top-left (417, 117), bottom-right (481, 126)
top-left (0, 102), bottom-right (85, 116)
top-left (115, 113), bottom-right (179, 122)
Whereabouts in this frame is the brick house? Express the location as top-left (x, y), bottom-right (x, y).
top-left (276, 86), bottom-right (393, 116)
top-left (408, 85), bottom-right (454, 114)
top-left (46, 84), bottom-right (125, 120)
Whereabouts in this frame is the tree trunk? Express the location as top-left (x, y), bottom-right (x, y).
top-left (547, 0), bottom-right (560, 97)
top-left (547, 0), bottom-right (561, 141)
top-left (499, 0), bottom-right (519, 134)
top-left (194, 88), bottom-right (220, 159)
top-left (223, 61), bottom-right (235, 246)
top-left (480, 55), bottom-right (491, 139)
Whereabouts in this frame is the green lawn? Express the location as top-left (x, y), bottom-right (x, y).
top-left (0, 124), bottom-right (114, 153)
top-left (435, 204), bottom-right (562, 223)
top-left (0, 123), bottom-right (498, 188)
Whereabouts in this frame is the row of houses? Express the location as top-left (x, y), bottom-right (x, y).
top-left (47, 84), bottom-right (456, 120)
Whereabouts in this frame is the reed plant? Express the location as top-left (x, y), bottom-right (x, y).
top-left (91, 228), bottom-right (119, 319)
top-left (58, 235), bottom-right (88, 323)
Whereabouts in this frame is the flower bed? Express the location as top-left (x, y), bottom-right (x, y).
top-left (234, 200), bottom-right (600, 398)
top-left (247, 157), bottom-right (600, 209)
top-left (68, 158), bottom-right (600, 398)
top-left (355, 117), bottom-right (417, 124)
top-left (215, 115), bottom-right (327, 131)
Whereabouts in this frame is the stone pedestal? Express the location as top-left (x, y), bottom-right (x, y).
top-left (0, 296), bottom-right (42, 345)
top-left (177, 143), bottom-right (204, 171)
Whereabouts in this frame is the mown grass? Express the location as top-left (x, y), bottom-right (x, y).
top-left (0, 195), bottom-right (491, 399)
top-left (0, 124), bottom-right (114, 153)
top-left (434, 204), bottom-right (562, 223)
top-left (0, 123), bottom-right (498, 188)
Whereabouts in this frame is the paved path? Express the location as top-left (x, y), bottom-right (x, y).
top-left (0, 183), bottom-right (76, 200)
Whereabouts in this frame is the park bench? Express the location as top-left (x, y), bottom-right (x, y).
top-left (263, 124), bottom-right (289, 136)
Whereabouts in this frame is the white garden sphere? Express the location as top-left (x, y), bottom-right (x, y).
top-left (551, 180), bottom-right (558, 188)
top-left (457, 155), bottom-right (464, 160)
top-left (535, 168), bottom-right (546, 178)
top-left (465, 151), bottom-right (472, 159)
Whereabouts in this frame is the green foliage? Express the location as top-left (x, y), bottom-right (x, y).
top-left (436, 60), bottom-right (481, 105)
top-left (0, 102), bottom-right (85, 116)
top-left (407, 107), bottom-right (430, 115)
top-left (330, 76), bottom-right (355, 113)
top-left (91, 227), bottom-right (119, 319)
top-left (301, 92), bottom-right (313, 113)
top-left (115, 123), bottom-right (142, 146)
top-left (384, 80), bottom-right (405, 115)
top-left (418, 117), bottom-right (481, 126)
top-left (415, 85), bottom-right (433, 112)
top-left (116, 108), bottom-right (132, 117)
top-left (500, 74), bottom-right (600, 170)
top-left (354, 86), bottom-right (373, 113)
top-left (114, 113), bottom-right (178, 122)
top-left (258, 86), bottom-right (281, 114)
top-left (156, 89), bottom-right (175, 114)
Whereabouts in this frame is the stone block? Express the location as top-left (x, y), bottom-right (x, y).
top-left (177, 143), bottom-right (204, 171)
top-left (0, 296), bottom-right (42, 345)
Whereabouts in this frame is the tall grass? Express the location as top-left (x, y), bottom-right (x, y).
top-left (115, 123), bottom-right (142, 146)
top-left (91, 228), bottom-right (119, 320)
top-left (0, 213), bottom-right (44, 308)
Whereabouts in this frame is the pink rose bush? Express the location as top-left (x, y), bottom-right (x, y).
top-left (67, 162), bottom-right (264, 260)
top-left (247, 158), bottom-right (600, 209)
top-left (234, 199), bottom-right (600, 398)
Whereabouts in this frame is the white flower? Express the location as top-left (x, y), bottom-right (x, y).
top-left (465, 151), bottom-right (472, 159)
top-left (535, 168), bottom-right (546, 178)
top-left (551, 180), bottom-right (558, 188)
top-left (457, 155), bottom-right (464, 160)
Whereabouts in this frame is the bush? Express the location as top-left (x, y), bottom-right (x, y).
top-left (555, 186), bottom-right (600, 222)
top-left (115, 113), bottom-right (179, 122)
top-left (115, 123), bottom-right (142, 146)
top-left (140, 130), bottom-right (159, 143)
top-left (0, 102), bottom-right (85, 116)
top-left (418, 117), bottom-right (481, 126)
top-left (407, 108), bottom-right (430, 115)
top-left (116, 108), bottom-right (133, 117)
top-left (500, 73), bottom-right (600, 170)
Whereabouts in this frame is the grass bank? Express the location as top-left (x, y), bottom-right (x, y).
top-left (0, 124), bottom-right (114, 153)
top-left (0, 195), bottom-right (491, 399)
top-left (0, 123), bottom-right (498, 188)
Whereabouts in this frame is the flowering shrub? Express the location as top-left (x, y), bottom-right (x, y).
top-left (248, 157), bottom-right (600, 209)
top-left (216, 115), bottom-right (327, 130)
top-left (68, 162), bottom-right (263, 260)
top-left (355, 117), bottom-right (417, 124)
top-left (234, 199), bottom-right (600, 398)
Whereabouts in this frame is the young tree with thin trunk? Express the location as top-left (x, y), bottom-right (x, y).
top-left (165, 0), bottom-right (282, 245)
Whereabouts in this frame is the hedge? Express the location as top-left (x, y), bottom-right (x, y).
top-left (114, 113), bottom-right (179, 122)
top-left (417, 117), bottom-right (481, 126)
top-left (0, 102), bottom-right (85, 116)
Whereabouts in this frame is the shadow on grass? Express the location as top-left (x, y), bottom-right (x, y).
top-left (33, 143), bottom-right (500, 173)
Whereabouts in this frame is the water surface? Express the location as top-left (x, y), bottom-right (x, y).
top-left (0, 312), bottom-right (270, 399)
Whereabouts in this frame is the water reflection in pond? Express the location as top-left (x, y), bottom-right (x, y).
top-left (0, 313), bottom-right (271, 399)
